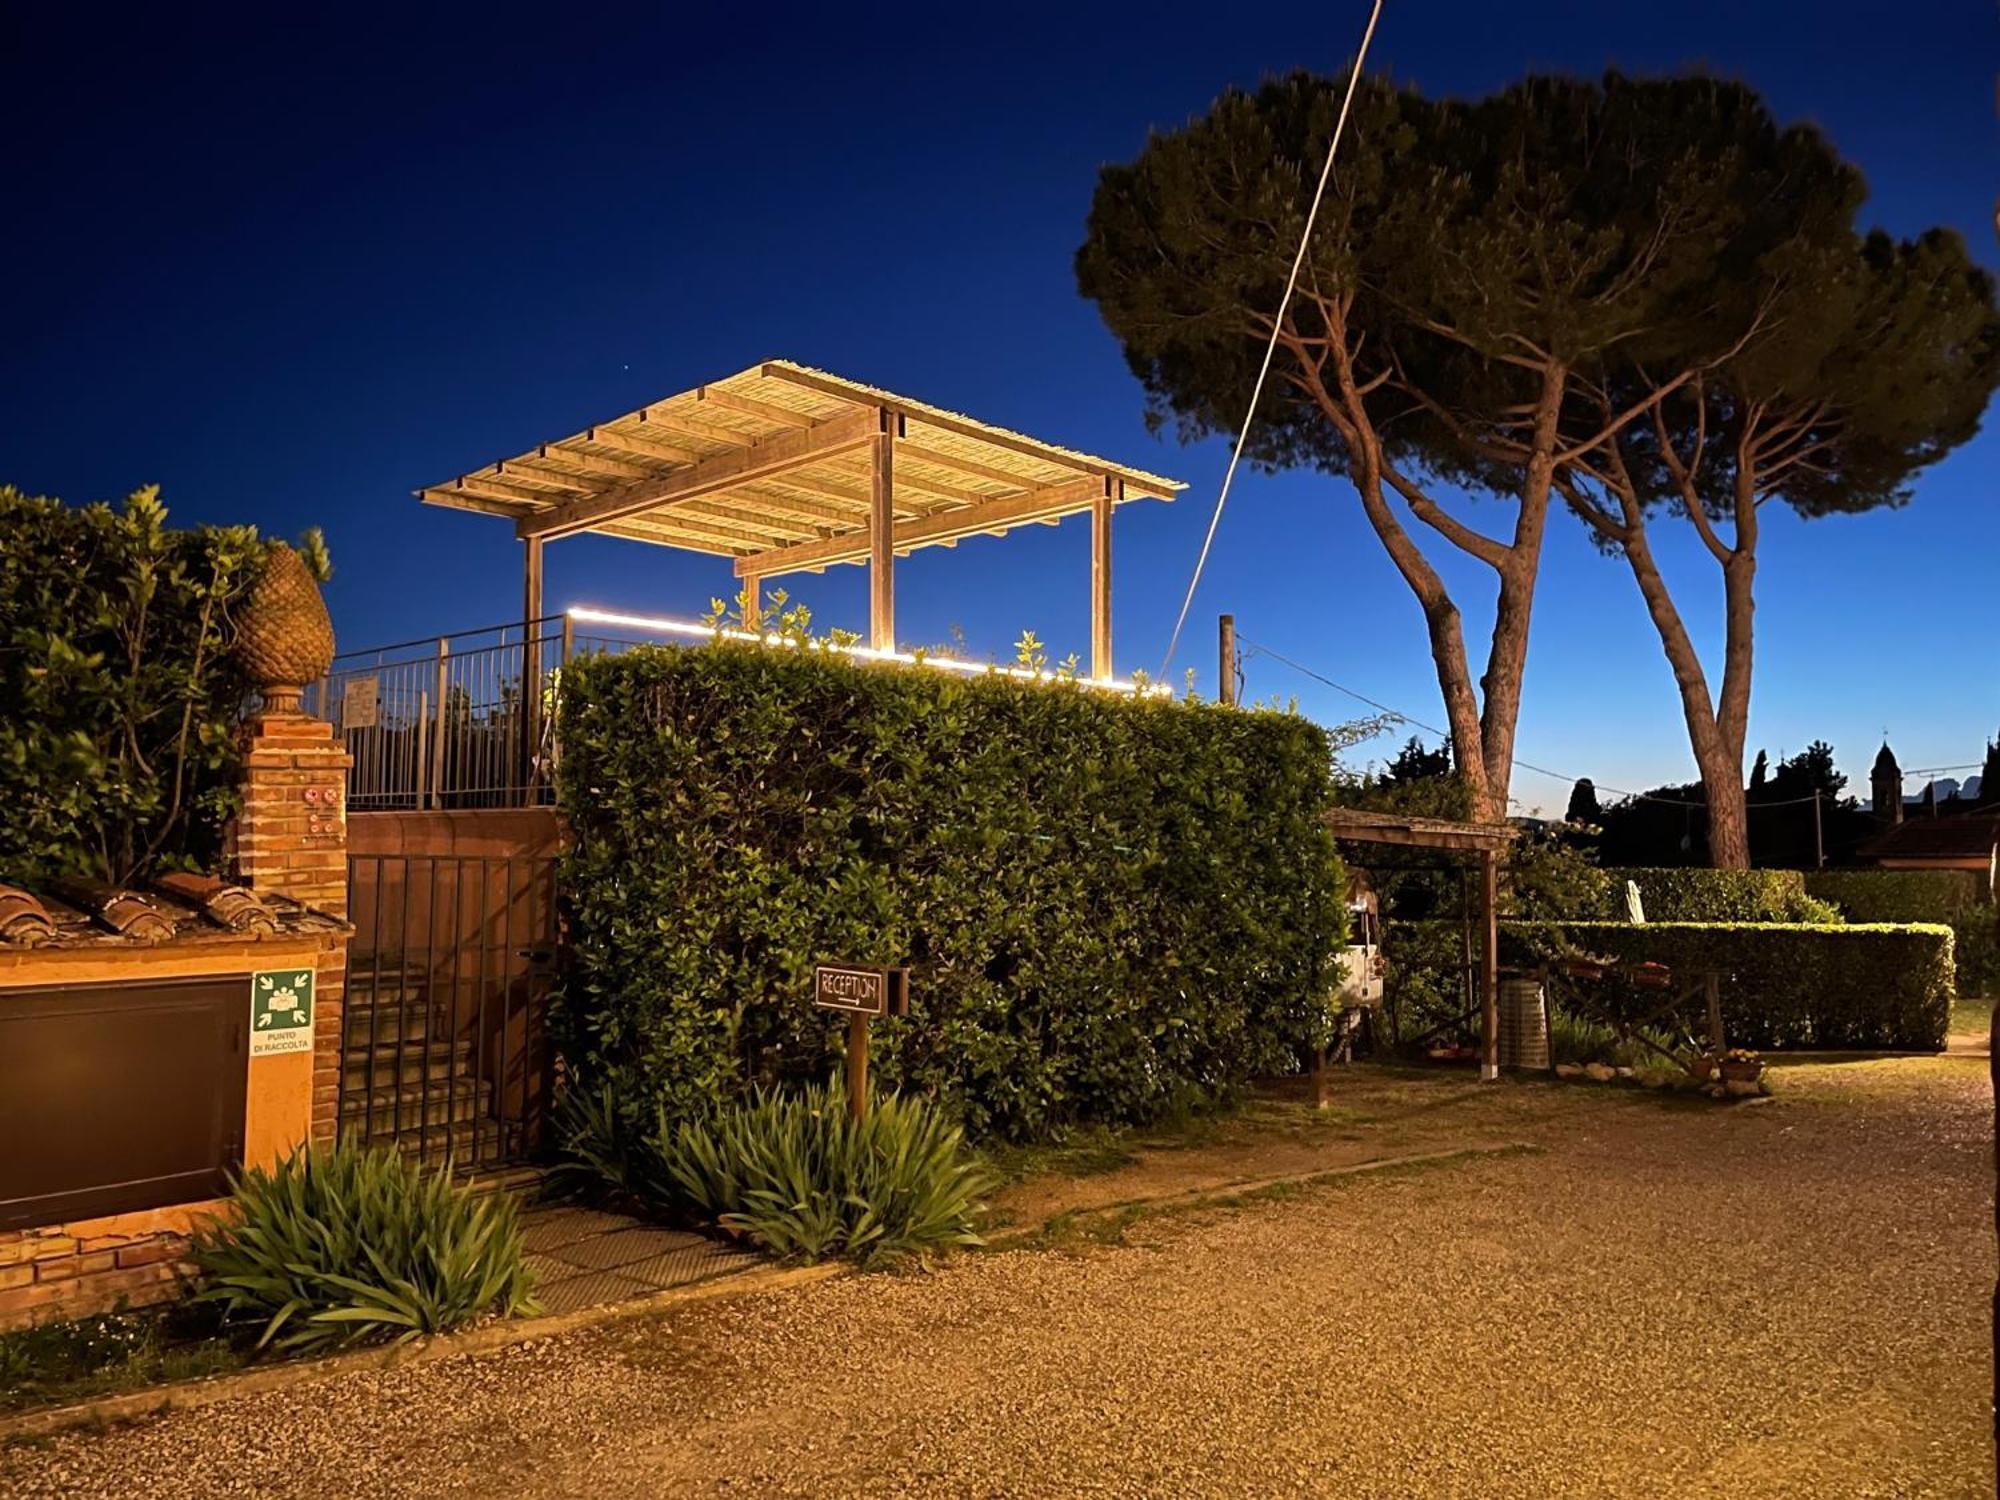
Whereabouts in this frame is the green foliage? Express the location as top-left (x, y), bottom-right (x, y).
top-left (1505, 921), bottom-right (1954, 1051)
top-left (0, 1307), bottom-right (239, 1415)
top-left (1547, 1011), bottom-right (1682, 1069)
top-left (189, 1143), bottom-right (536, 1353)
top-left (650, 1081), bottom-right (997, 1266)
top-left (1805, 870), bottom-right (1998, 997)
top-left (555, 642), bottom-right (1347, 1140)
top-left (1601, 867), bottom-right (1839, 924)
top-left (0, 485), bottom-right (316, 887)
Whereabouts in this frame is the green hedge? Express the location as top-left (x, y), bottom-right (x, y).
top-left (555, 643), bottom-right (1346, 1140)
top-left (1504, 921), bottom-right (1954, 1051)
top-left (1805, 870), bottom-right (1997, 997)
top-left (0, 485), bottom-right (294, 887)
top-left (1599, 867), bottom-right (1838, 924)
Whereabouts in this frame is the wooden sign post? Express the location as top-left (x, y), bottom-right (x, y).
top-left (813, 963), bottom-right (910, 1120)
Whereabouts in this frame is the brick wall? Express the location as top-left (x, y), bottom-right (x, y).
top-left (0, 710), bottom-right (355, 1333)
top-left (230, 709), bottom-right (351, 921)
top-left (0, 1206), bottom-right (210, 1327)
top-left (231, 708), bottom-right (353, 1143)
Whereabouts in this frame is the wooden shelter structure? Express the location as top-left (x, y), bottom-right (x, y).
top-left (417, 359), bottom-right (1183, 676)
top-left (1323, 807), bottom-right (1520, 1081)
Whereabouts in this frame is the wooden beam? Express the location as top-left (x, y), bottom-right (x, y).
top-left (742, 574), bottom-right (762, 629)
top-left (895, 436), bottom-right (1042, 493)
top-left (870, 412), bottom-right (894, 650)
top-left (492, 462), bottom-right (595, 495)
top-left (523, 535), bottom-right (544, 623)
top-left (522, 536), bottom-right (545, 792)
top-left (1091, 484), bottom-right (1114, 679)
top-left (532, 444), bottom-right (659, 483)
top-left (737, 476), bottom-right (1101, 578)
top-left (699, 386), bottom-right (817, 429)
top-left (637, 407), bottom-right (758, 449)
top-left (517, 408), bottom-right (874, 540)
top-left (585, 425), bottom-right (702, 465)
top-left (761, 364), bottom-right (1107, 485)
top-left (423, 482), bottom-right (537, 514)
top-left (1480, 848), bottom-right (1500, 1083)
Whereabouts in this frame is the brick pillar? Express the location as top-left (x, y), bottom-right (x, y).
top-left (232, 709), bottom-right (352, 1143)
top-left (233, 710), bottom-right (351, 919)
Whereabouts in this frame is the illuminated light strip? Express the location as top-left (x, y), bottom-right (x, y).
top-left (565, 606), bottom-right (1174, 697)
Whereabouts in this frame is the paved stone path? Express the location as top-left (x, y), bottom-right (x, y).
top-left (4, 1051), bottom-right (1992, 1498)
top-left (518, 1205), bottom-right (753, 1314)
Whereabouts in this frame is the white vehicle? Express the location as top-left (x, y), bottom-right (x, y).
top-left (1333, 877), bottom-right (1385, 1010)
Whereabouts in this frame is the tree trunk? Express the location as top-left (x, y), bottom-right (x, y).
top-left (1613, 505), bottom-right (1752, 869)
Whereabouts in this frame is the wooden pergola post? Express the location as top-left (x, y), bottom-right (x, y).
top-left (869, 410), bottom-right (895, 651)
top-left (522, 536), bottom-right (544, 795)
top-left (741, 574), bottom-right (762, 630)
top-left (1480, 846), bottom-right (1500, 1082)
top-left (1090, 481), bottom-right (1116, 679)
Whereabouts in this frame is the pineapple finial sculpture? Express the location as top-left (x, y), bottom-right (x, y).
top-left (236, 540), bottom-right (335, 713)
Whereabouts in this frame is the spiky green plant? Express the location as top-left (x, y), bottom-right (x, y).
top-left (189, 1143), bottom-right (536, 1353)
top-left (654, 1081), bottom-right (996, 1267)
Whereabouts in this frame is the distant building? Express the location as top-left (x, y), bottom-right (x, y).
top-left (1858, 741), bottom-right (2000, 880)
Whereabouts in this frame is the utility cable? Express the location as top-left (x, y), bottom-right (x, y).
top-left (1240, 636), bottom-right (1842, 813)
top-left (1158, 0), bottom-right (1387, 680)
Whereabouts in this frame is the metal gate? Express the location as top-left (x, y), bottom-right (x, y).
top-left (340, 854), bottom-right (558, 1172)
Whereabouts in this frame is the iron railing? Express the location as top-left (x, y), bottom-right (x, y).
top-left (311, 616), bottom-right (641, 810)
top-left (340, 854), bottom-right (559, 1171)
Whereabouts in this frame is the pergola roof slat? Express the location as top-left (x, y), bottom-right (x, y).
top-left (418, 359), bottom-right (1183, 566)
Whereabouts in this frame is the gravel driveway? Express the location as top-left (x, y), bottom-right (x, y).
top-left (5, 1053), bottom-right (1992, 1498)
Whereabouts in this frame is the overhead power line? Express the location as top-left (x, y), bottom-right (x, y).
top-left (1158, 0), bottom-right (1387, 680)
top-left (1239, 637), bottom-right (1833, 813)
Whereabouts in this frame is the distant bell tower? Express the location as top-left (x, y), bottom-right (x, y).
top-left (1872, 742), bottom-right (1904, 826)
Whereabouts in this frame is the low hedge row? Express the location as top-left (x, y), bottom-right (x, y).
top-left (1597, 867), bottom-right (1837, 924)
top-left (1805, 870), bottom-right (1997, 997)
top-left (1503, 921), bottom-right (1954, 1051)
top-left (555, 642), bottom-right (1348, 1141)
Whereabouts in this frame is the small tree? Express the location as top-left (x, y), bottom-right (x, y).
top-left (1381, 735), bottom-right (1451, 785)
top-left (0, 486), bottom-right (322, 887)
top-left (1980, 735), bottom-right (2000, 807)
top-left (1565, 777), bottom-right (1601, 825)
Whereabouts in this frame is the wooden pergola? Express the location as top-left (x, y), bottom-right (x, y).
top-left (418, 360), bottom-right (1183, 676)
top-left (1324, 807), bottom-right (1521, 1081)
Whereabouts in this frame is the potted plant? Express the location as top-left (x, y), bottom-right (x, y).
top-left (1717, 1048), bottom-right (1764, 1095)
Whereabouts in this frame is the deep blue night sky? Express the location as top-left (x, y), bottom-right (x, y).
top-left (6, 2), bottom-right (1994, 812)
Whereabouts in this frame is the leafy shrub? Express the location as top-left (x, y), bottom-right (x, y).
top-left (1546, 1010), bottom-right (1684, 1068)
top-left (555, 642), bottom-right (1346, 1140)
top-left (1599, 867), bottom-right (1839, 924)
top-left (0, 1307), bottom-right (239, 1415)
top-left (1805, 870), bottom-right (1998, 997)
top-left (652, 1081), bottom-right (997, 1266)
top-left (189, 1143), bottom-right (536, 1352)
top-left (1504, 921), bottom-right (1954, 1051)
top-left (0, 485), bottom-right (327, 887)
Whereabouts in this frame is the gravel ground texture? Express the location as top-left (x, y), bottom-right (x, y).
top-left (4, 1052), bottom-right (1992, 1499)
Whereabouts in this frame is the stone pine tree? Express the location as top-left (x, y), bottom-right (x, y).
top-left (1559, 200), bottom-right (1998, 866)
top-left (1078, 72), bottom-right (1857, 822)
top-left (1981, 735), bottom-right (2000, 806)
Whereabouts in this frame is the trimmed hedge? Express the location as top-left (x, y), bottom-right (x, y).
top-left (1599, 867), bottom-right (1837, 924)
top-left (555, 643), bottom-right (1346, 1140)
top-left (1505, 921), bottom-right (1954, 1051)
top-left (1805, 870), bottom-right (1997, 997)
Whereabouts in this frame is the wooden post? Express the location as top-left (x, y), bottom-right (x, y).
top-left (1705, 969), bottom-right (1725, 1056)
top-left (1480, 847), bottom-right (1500, 1081)
top-left (742, 574), bottom-right (762, 631)
top-left (1090, 483), bottom-right (1115, 679)
top-left (429, 638), bottom-right (449, 812)
top-left (847, 1012), bottom-right (869, 1120)
top-left (1312, 1044), bottom-right (1330, 1109)
top-left (869, 411), bottom-right (895, 651)
top-left (522, 537), bottom-right (543, 796)
top-left (1218, 614), bottom-right (1237, 706)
